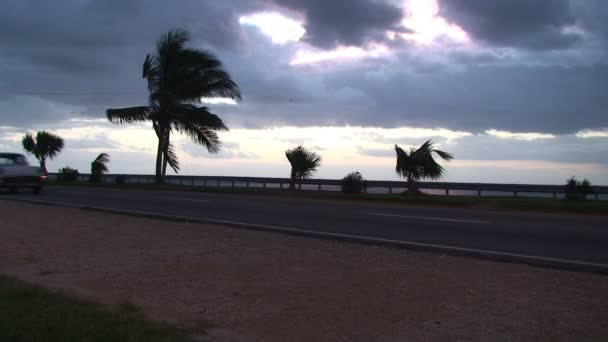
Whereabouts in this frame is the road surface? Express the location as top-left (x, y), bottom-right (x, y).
top-left (2, 186), bottom-right (608, 266)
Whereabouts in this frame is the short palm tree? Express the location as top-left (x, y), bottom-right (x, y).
top-left (21, 131), bottom-right (64, 174)
top-left (395, 140), bottom-right (453, 194)
top-left (285, 145), bottom-right (322, 190)
top-left (90, 153), bottom-right (110, 182)
top-left (106, 29), bottom-right (241, 182)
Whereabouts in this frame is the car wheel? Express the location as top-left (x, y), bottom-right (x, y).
top-left (32, 186), bottom-right (41, 194)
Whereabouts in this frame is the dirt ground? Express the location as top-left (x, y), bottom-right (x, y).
top-left (1, 200), bottom-right (607, 342)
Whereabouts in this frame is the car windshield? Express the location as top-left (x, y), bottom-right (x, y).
top-left (0, 155), bottom-right (29, 165)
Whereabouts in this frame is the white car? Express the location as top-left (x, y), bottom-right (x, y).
top-left (0, 153), bottom-right (46, 194)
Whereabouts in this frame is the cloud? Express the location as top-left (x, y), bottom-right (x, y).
top-left (357, 147), bottom-right (394, 158)
top-left (180, 140), bottom-right (260, 160)
top-left (267, 0), bottom-right (404, 49)
top-left (66, 135), bottom-right (119, 150)
top-left (0, 0), bottom-right (606, 138)
top-left (438, 0), bottom-right (583, 50)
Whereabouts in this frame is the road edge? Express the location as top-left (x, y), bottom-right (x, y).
top-left (2, 197), bottom-right (608, 275)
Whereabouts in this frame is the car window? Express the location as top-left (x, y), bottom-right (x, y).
top-left (0, 157), bottom-right (16, 165)
top-left (15, 156), bottom-right (29, 165)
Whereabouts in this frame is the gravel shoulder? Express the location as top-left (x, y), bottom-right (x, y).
top-left (1, 200), bottom-right (607, 342)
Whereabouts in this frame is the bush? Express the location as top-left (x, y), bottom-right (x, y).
top-left (114, 175), bottom-right (127, 185)
top-left (565, 177), bottom-right (594, 201)
top-left (57, 167), bottom-right (79, 182)
top-left (341, 171), bottom-right (366, 194)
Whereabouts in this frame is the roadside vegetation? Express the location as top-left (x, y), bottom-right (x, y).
top-left (341, 171), bottom-right (366, 194)
top-left (56, 167), bottom-right (80, 182)
top-left (90, 153), bottom-right (110, 183)
top-left (565, 176), bottom-right (595, 201)
top-left (394, 140), bottom-right (454, 194)
top-left (285, 145), bottom-right (322, 190)
top-left (0, 275), bottom-right (189, 341)
top-left (21, 131), bottom-right (64, 174)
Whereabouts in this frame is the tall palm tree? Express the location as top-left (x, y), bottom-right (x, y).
top-left (106, 29), bottom-right (241, 182)
top-left (21, 131), bottom-right (64, 174)
top-left (90, 153), bottom-right (110, 182)
top-left (395, 140), bottom-right (453, 194)
top-left (285, 145), bottom-right (322, 190)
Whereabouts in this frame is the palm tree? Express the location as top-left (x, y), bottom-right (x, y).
top-left (106, 29), bottom-right (241, 182)
top-left (395, 140), bottom-right (453, 194)
top-left (285, 145), bottom-right (322, 190)
top-left (90, 153), bottom-right (110, 182)
top-left (21, 131), bottom-right (64, 174)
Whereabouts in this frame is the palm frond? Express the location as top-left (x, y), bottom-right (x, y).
top-left (172, 49), bottom-right (242, 102)
top-left (165, 142), bottom-right (180, 173)
top-left (395, 140), bottom-right (453, 182)
top-left (22, 134), bottom-right (37, 156)
top-left (91, 153), bottom-right (110, 179)
top-left (106, 106), bottom-right (151, 124)
top-left (171, 104), bottom-right (228, 130)
top-left (36, 131), bottom-right (64, 159)
top-left (93, 153), bottom-right (110, 164)
top-left (433, 149), bottom-right (454, 161)
top-left (172, 118), bottom-right (222, 153)
top-left (285, 145), bottom-right (322, 180)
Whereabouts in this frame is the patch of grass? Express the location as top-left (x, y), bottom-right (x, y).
top-left (0, 275), bottom-right (190, 342)
top-left (47, 181), bottom-right (608, 215)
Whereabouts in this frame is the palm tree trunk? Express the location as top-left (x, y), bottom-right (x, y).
top-left (162, 128), bottom-right (170, 176)
top-left (39, 157), bottom-right (47, 175)
top-left (407, 177), bottom-right (420, 195)
top-left (153, 121), bottom-right (164, 183)
top-left (155, 137), bottom-right (164, 183)
top-left (289, 169), bottom-right (296, 190)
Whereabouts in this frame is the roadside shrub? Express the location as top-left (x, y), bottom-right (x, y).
top-left (57, 167), bottom-right (79, 182)
top-left (90, 153), bottom-right (110, 183)
top-left (341, 171), bottom-right (366, 194)
top-left (565, 177), bottom-right (594, 201)
top-left (114, 175), bottom-right (127, 185)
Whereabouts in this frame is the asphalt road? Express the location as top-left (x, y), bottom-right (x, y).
top-left (2, 186), bottom-right (608, 266)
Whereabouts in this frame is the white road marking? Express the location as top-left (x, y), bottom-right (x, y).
top-left (2, 197), bottom-right (607, 272)
top-left (166, 197), bottom-right (210, 203)
top-left (368, 212), bottom-right (491, 224)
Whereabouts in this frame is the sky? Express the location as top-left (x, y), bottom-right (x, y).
top-left (0, 0), bottom-right (607, 184)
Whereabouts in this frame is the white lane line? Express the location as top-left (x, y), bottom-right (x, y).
top-left (368, 212), bottom-right (491, 224)
top-left (166, 197), bottom-right (210, 203)
top-left (2, 197), bottom-right (607, 271)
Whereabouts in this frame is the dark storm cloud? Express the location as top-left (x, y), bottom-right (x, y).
top-left (220, 58), bottom-right (607, 134)
top-left (439, 0), bottom-right (582, 50)
top-left (268, 0), bottom-right (404, 48)
top-left (0, 0), bottom-right (255, 125)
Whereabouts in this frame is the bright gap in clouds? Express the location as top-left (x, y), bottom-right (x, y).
top-left (239, 12), bottom-right (305, 44)
top-left (390, 0), bottom-right (469, 44)
top-left (576, 129), bottom-right (608, 138)
top-left (485, 129), bottom-right (556, 140)
top-left (201, 97), bottom-right (238, 105)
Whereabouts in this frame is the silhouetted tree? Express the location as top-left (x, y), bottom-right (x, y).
top-left (21, 131), bottom-right (64, 174)
top-left (285, 145), bottom-right (322, 190)
top-left (395, 140), bottom-right (453, 194)
top-left (106, 29), bottom-right (241, 182)
top-left (90, 153), bottom-right (110, 182)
